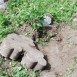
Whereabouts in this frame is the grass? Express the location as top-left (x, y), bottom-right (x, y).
top-left (0, 0), bottom-right (77, 40)
top-left (0, 65), bottom-right (40, 77)
top-left (0, 57), bottom-right (41, 77)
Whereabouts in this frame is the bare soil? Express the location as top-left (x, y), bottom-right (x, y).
top-left (39, 23), bottom-right (77, 77)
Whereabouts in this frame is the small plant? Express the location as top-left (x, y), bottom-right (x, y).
top-left (0, 56), bottom-right (4, 64)
top-left (0, 60), bottom-right (40, 77)
top-left (11, 66), bottom-right (40, 77)
top-left (35, 33), bottom-right (56, 46)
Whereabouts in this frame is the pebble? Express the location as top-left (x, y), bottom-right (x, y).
top-left (0, 0), bottom-right (6, 10)
top-left (43, 14), bottom-right (52, 27)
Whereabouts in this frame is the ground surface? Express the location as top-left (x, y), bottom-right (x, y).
top-left (38, 23), bottom-right (77, 77)
top-left (0, 0), bottom-right (77, 77)
top-left (0, 23), bottom-right (77, 77)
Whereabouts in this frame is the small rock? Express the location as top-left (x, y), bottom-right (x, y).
top-left (43, 14), bottom-right (53, 27)
top-left (0, 0), bottom-right (6, 10)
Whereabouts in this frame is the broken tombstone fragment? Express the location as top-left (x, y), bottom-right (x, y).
top-left (0, 33), bottom-right (47, 70)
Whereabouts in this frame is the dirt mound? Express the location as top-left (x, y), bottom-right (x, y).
top-left (39, 23), bottom-right (77, 77)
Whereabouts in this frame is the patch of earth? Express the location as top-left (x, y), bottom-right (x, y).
top-left (39, 23), bottom-right (77, 77)
top-left (15, 23), bottom-right (34, 37)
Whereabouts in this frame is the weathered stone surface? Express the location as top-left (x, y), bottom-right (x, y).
top-left (0, 33), bottom-right (47, 70)
top-left (43, 14), bottom-right (53, 27)
top-left (0, 0), bottom-right (6, 10)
